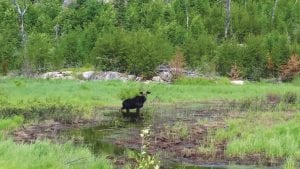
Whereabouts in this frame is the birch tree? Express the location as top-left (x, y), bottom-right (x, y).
top-left (184, 0), bottom-right (189, 29)
top-left (12, 0), bottom-right (30, 74)
top-left (224, 0), bottom-right (231, 39)
top-left (12, 0), bottom-right (28, 47)
top-left (271, 0), bottom-right (279, 24)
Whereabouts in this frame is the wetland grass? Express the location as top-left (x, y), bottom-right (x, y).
top-left (215, 111), bottom-right (300, 161)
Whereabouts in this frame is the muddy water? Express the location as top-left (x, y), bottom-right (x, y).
top-left (64, 124), bottom-right (272, 169)
top-left (62, 102), bottom-right (276, 169)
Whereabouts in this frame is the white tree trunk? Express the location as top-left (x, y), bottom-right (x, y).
top-left (271, 0), bottom-right (279, 23)
top-left (13, 0), bottom-right (30, 75)
top-left (185, 0), bottom-right (189, 29)
top-left (225, 0), bottom-right (231, 39)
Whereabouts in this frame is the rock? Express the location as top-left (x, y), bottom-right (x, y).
top-left (159, 71), bottom-right (173, 82)
top-left (135, 76), bottom-right (143, 81)
top-left (127, 75), bottom-right (136, 81)
top-left (41, 71), bottom-right (60, 79)
top-left (230, 80), bottom-right (244, 85)
top-left (152, 76), bottom-right (164, 82)
top-left (82, 71), bottom-right (95, 80)
top-left (62, 71), bottom-right (72, 76)
top-left (41, 71), bottom-right (73, 79)
top-left (92, 71), bottom-right (125, 81)
top-left (104, 71), bottom-right (122, 80)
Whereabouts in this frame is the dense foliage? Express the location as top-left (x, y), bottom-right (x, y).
top-left (0, 0), bottom-right (299, 79)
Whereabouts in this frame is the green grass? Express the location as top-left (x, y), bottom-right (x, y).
top-left (0, 140), bottom-right (113, 169)
top-left (0, 77), bottom-right (299, 108)
top-left (215, 112), bottom-right (300, 160)
top-left (0, 116), bottom-right (23, 131)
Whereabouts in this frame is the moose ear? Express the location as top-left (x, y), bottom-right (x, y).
top-left (146, 91), bottom-right (151, 94)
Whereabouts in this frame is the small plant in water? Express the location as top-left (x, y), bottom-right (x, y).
top-left (136, 126), bottom-right (160, 169)
top-left (165, 122), bottom-right (189, 140)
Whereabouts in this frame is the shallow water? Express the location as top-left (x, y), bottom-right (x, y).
top-left (64, 125), bottom-right (276, 169)
top-left (63, 103), bottom-right (281, 169)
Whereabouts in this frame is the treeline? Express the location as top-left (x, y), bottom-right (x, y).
top-left (0, 0), bottom-right (299, 79)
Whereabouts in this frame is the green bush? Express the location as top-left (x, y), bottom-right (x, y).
top-left (92, 29), bottom-right (173, 77)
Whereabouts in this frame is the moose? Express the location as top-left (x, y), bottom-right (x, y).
top-left (121, 91), bottom-right (151, 118)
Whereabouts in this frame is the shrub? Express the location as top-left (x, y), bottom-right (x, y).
top-left (169, 49), bottom-right (186, 80)
top-left (228, 62), bottom-right (242, 80)
top-left (280, 53), bottom-right (300, 82)
top-left (242, 35), bottom-right (267, 81)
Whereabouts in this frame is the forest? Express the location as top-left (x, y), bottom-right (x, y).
top-left (1, 1), bottom-right (300, 169)
top-left (0, 0), bottom-right (299, 80)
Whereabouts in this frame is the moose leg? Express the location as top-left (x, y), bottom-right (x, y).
top-left (136, 108), bottom-right (141, 119)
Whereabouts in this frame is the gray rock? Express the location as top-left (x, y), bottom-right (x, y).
top-left (152, 76), bottom-right (164, 82)
top-left (82, 71), bottom-right (95, 80)
top-left (135, 76), bottom-right (143, 81)
top-left (127, 75), bottom-right (136, 81)
top-left (41, 71), bottom-right (73, 79)
top-left (159, 71), bottom-right (173, 82)
top-left (92, 71), bottom-right (124, 81)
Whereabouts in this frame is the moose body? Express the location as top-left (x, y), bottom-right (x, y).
top-left (121, 91), bottom-right (150, 116)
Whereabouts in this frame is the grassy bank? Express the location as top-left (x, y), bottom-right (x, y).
top-left (0, 116), bottom-right (113, 169)
top-left (1, 77), bottom-right (299, 108)
top-left (0, 140), bottom-right (113, 169)
top-left (215, 111), bottom-right (300, 166)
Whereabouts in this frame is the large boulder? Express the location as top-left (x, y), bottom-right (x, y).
top-left (159, 71), bottom-right (173, 82)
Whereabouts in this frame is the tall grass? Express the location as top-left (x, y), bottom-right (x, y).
top-left (0, 140), bottom-right (113, 169)
top-left (216, 112), bottom-right (300, 160)
top-left (0, 116), bottom-right (23, 131)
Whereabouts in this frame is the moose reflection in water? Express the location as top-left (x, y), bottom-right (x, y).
top-left (120, 91), bottom-right (151, 120)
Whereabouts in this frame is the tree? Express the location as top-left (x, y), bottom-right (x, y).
top-left (271, 0), bottom-right (279, 24)
top-left (216, 40), bottom-right (243, 76)
top-left (0, 1), bottom-right (19, 74)
top-left (114, 0), bottom-right (126, 27)
top-left (26, 33), bottom-right (53, 72)
top-left (224, 0), bottom-right (231, 39)
top-left (12, 0), bottom-right (30, 74)
top-left (242, 35), bottom-right (267, 80)
top-left (91, 29), bottom-right (129, 72)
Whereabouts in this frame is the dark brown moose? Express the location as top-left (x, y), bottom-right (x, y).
top-left (121, 91), bottom-right (151, 119)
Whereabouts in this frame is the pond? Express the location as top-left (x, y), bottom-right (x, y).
top-left (61, 102), bottom-right (281, 169)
